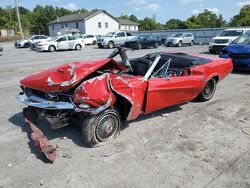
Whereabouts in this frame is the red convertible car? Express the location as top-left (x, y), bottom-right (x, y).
top-left (16, 48), bottom-right (232, 161)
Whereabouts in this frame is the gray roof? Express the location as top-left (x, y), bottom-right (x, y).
top-left (49, 10), bottom-right (118, 24)
top-left (118, 19), bottom-right (139, 26)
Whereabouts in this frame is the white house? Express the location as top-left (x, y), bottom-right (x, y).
top-left (118, 19), bottom-right (139, 32)
top-left (48, 10), bottom-right (119, 36)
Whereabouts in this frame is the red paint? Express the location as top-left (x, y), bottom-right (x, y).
top-left (24, 116), bottom-right (56, 162)
top-left (20, 58), bottom-right (124, 92)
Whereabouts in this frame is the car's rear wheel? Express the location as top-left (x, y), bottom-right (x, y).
top-left (178, 41), bottom-right (182, 47)
top-left (49, 45), bottom-right (56, 52)
top-left (190, 40), bottom-right (194, 46)
top-left (92, 40), bottom-right (97, 45)
top-left (154, 42), bottom-right (159, 48)
top-left (75, 44), bottom-right (81, 50)
top-left (82, 108), bottom-right (121, 147)
top-left (108, 41), bottom-right (114, 49)
top-left (197, 78), bottom-right (216, 102)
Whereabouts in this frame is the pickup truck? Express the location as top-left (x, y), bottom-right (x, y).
top-left (97, 31), bottom-right (135, 48)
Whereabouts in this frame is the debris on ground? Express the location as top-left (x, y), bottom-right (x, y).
top-left (161, 113), bottom-right (169, 117)
top-left (242, 127), bottom-right (250, 135)
top-left (180, 134), bottom-right (188, 139)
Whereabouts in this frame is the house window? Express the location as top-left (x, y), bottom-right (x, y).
top-left (65, 23), bottom-right (68, 27)
top-left (52, 25), bottom-right (54, 30)
top-left (98, 22), bottom-right (101, 28)
top-left (129, 26), bottom-right (131, 30)
top-left (119, 26), bottom-right (121, 30)
top-left (76, 22), bottom-right (79, 28)
top-left (61, 24), bottom-right (64, 28)
top-left (124, 26), bottom-right (127, 30)
top-left (105, 22), bottom-right (108, 28)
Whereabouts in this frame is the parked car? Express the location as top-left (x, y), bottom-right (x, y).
top-left (15, 35), bottom-right (50, 48)
top-left (80, 34), bottom-right (97, 45)
top-left (209, 28), bottom-right (250, 54)
top-left (124, 35), bottom-right (161, 49)
top-left (97, 31), bottom-right (134, 48)
top-left (220, 32), bottom-right (250, 70)
top-left (16, 48), bottom-right (232, 162)
top-left (35, 35), bottom-right (85, 52)
top-left (165, 33), bottom-right (195, 47)
top-left (28, 35), bottom-right (50, 49)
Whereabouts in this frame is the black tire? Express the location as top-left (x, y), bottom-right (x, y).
top-left (178, 41), bottom-right (182, 47)
top-left (75, 44), bottom-right (81, 50)
top-left (209, 49), bottom-right (215, 54)
top-left (24, 43), bottom-right (30, 48)
top-left (137, 43), bottom-right (142, 50)
top-left (154, 42), bottom-right (159, 48)
top-left (197, 78), bottom-right (217, 102)
top-left (49, 45), bottom-right (56, 52)
top-left (98, 44), bottom-right (104, 48)
top-left (92, 40), bottom-right (97, 45)
top-left (190, 40), bottom-right (194, 46)
top-left (82, 108), bottom-right (121, 147)
top-left (108, 41), bottom-right (114, 49)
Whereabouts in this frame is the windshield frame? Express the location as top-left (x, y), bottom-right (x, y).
top-left (232, 33), bottom-right (250, 44)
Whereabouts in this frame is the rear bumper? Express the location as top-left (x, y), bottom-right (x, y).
top-left (16, 92), bottom-right (75, 110)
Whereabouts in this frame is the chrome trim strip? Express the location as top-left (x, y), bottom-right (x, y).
top-left (16, 92), bottom-right (75, 110)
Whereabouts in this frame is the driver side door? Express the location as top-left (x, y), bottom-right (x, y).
top-left (145, 75), bottom-right (204, 114)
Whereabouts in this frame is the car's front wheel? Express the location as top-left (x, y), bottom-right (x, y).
top-left (178, 41), bottom-right (182, 47)
top-left (108, 41), bottom-right (114, 49)
top-left (197, 78), bottom-right (217, 102)
top-left (82, 108), bottom-right (121, 147)
top-left (154, 42), bottom-right (159, 48)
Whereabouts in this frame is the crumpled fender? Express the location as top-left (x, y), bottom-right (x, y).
top-left (109, 76), bottom-right (147, 121)
top-left (74, 74), bottom-right (116, 108)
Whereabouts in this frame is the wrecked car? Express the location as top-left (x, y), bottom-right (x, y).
top-left (16, 48), bottom-right (233, 162)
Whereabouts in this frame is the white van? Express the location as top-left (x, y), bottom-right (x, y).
top-left (209, 28), bottom-right (250, 53)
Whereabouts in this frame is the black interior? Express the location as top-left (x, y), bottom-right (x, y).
top-left (128, 52), bottom-right (211, 77)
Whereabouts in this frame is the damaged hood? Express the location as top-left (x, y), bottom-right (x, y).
top-left (20, 58), bottom-right (124, 92)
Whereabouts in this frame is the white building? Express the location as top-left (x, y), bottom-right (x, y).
top-left (118, 19), bottom-right (139, 32)
top-left (48, 10), bottom-right (119, 36)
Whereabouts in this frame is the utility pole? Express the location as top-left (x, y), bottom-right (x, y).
top-left (14, 0), bottom-right (24, 39)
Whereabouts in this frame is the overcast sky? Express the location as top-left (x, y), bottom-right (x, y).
top-left (0, 0), bottom-right (249, 23)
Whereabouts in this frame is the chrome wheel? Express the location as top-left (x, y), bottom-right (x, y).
top-left (95, 112), bottom-right (119, 142)
top-left (203, 80), bottom-right (215, 99)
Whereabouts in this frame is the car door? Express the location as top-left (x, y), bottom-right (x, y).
top-left (145, 75), bottom-right (204, 114)
top-left (182, 34), bottom-right (189, 44)
top-left (114, 32), bottom-right (126, 45)
top-left (57, 36), bottom-right (69, 50)
top-left (68, 36), bottom-right (77, 49)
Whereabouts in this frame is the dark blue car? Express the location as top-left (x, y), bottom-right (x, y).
top-left (220, 32), bottom-right (250, 70)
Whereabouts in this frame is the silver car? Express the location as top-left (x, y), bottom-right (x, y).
top-left (165, 33), bottom-right (195, 47)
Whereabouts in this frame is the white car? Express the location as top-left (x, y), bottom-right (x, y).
top-left (35, 35), bottom-right (85, 52)
top-left (209, 28), bottom-right (250, 53)
top-left (15, 35), bottom-right (50, 48)
top-left (165, 33), bottom-right (195, 47)
top-left (81, 34), bottom-right (97, 45)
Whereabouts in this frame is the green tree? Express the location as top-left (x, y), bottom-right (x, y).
top-left (165, 19), bottom-right (187, 29)
top-left (139, 17), bottom-right (158, 31)
top-left (186, 9), bottom-right (225, 28)
top-left (230, 5), bottom-right (250, 26)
